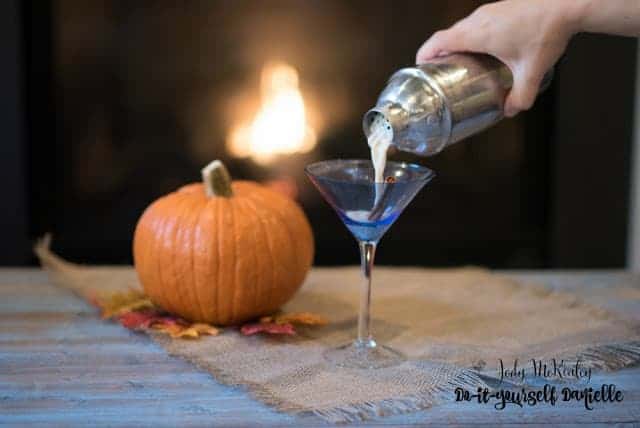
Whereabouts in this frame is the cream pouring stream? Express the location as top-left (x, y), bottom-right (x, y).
top-left (367, 113), bottom-right (393, 184)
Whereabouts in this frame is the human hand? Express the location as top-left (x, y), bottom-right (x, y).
top-left (416, 0), bottom-right (583, 117)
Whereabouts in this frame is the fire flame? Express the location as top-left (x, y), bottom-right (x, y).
top-left (227, 62), bottom-right (316, 164)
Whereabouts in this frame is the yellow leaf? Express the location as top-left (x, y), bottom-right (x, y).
top-left (152, 323), bottom-right (190, 338)
top-left (273, 312), bottom-right (328, 326)
top-left (168, 326), bottom-right (200, 339)
top-left (95, 289), bottom-right (156, 319)
top-left (152, 321), bottom-right (219, 339)
top-left (190, 323), bottom-right (220, 336)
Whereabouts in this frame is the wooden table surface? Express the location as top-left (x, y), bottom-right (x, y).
top-left (1, 268), bottom-right (639, 427)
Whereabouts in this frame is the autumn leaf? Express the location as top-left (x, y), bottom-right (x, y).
top-left (261, 312), bottom-right (328, 326)
top-left (274, 312), bottom-right (328, 326)
top-left (190, 323), bottom-right (220, 336)
top-left (153, 321), bottom-right (220, 339)
top-left (94, 289), bottom-right (156, 319)
top-left (154, 323), bottom-right (199, 339)
top-left (241, 322), bottom-right (296, 336)
top-left (83, 288), bottom-right (330, 340)
top-left (116, 308), bottom-right (220, 339)
top-left (117, 309), bottom-right (163, 329)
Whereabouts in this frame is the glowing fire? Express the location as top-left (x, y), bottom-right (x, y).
top-left (227, 62), bottom-right (317, 164)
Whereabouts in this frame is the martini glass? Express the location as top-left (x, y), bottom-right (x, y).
top-left (305, 159), bottom-right (434, 369)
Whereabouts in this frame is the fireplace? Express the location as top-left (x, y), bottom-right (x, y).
top-left (8, 0), bottom-right (637, 267)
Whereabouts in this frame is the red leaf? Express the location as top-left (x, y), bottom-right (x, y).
top-left (153, 315), bottom-right (189, 327)
top-left (118, 309), bottom-right (162, 329)
top-left (240, 322), bottom-right (296, 336)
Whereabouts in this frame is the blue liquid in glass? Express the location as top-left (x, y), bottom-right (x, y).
top-left (340, 211), bottom-right (398, 242)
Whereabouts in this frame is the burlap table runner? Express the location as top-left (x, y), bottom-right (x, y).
top-left (36, 246), bottom-right (640, 423)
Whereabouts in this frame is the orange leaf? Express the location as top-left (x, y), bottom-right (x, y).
top-left (158, 324), bottom-right (200, 339)
top-left (273, 312), bottom-right (328, 326)
top-left (94, 289), bottom-right (156, 319)
top-left (190, 323), bottom-right (220, 336)
top-left (151, 319), bottom-right (219, 339)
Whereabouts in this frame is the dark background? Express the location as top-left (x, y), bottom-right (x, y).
top-left (2, 0), bottom-right (637, 268)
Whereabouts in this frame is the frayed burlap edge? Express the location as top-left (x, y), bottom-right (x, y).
top-left (155, 333), bottom-right (640, 424)
top-left (154, 331), bottom-right (487, 424)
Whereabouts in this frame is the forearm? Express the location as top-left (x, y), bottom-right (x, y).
top-left (568, 0), bottom-right (640, 37)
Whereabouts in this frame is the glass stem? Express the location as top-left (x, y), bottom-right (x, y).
top-left (357, 240), bottom-right (377, 347)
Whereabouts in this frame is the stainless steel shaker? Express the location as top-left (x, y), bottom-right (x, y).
top-left (363, 53), bottom-right (552, 156)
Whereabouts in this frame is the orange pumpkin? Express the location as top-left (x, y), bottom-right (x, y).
top-left (133, 160), bottom-right (314, 325)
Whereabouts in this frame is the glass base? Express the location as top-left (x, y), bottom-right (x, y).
top-left (323, 339), bottom-right (405, 369)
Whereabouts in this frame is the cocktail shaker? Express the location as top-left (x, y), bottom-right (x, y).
top-left (363, 53), bottom-right (552, 156)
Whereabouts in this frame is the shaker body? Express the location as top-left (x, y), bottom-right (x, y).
top-left (425, 54), bottom-right (512, 145)
top-left (363, 53), bottom-right (550, 156)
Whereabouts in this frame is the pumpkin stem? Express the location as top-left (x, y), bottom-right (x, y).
top-left (201, 160), bottom-right (233, 197)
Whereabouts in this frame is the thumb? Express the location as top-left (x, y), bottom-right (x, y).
top-left (416, 29), bottom-right (467, 63)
